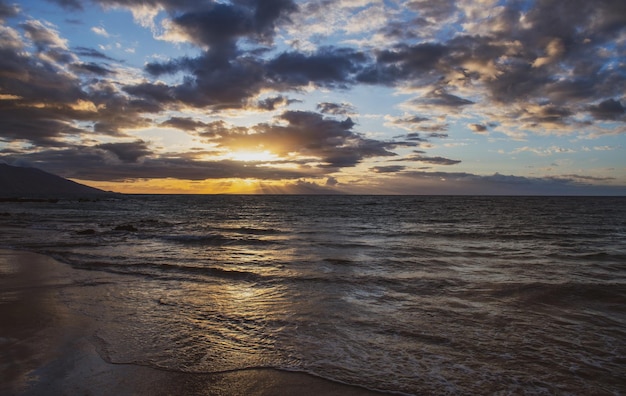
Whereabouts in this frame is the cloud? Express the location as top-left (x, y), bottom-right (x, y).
top-left (140, 53), bottom-right (267, 108)
top-left (166, 0), bottom-right (297, 49)
top-left (519, 104), bottom-right (574, 129)
top-left (1, 0), bottom-right (625, 193)
top-left (46, 0), bottom-right (83, 11)
top-left (588, 99), bottom-right (625, 121)
top-left (403, 133), bottom-right (427, 142)
top-left (257, 95), bottom-right (293, 111)
top-left (73, 46), bottom-right (118, 61)
top-left (96, 140), bottom-right (152, 163)
top-left (21, 19), bottom-right (69, 52)
top-left (0, 20), bottom-right (162, 146)
top-left (383, 171), bottom-right (626, 195)
top-left (0, 1), bottom-right (19, 20)
top-left (69, 61), bottom-right (115, 76)
top-left (357, 42), bottom-right (447, 84)
top-left (392, 115), bottom-right (429, 126)
top-left (560, 174), bottom-right (615, 182)
top-left (511, 146), bottom-right (576, 156)
top-left (325, 176), bottom-right (338, 186)
top-left (397, 154), bottom-right (461, 165)
top-left (468, 123), bottom-right (488, 133)
top-left (0, 146), bottom-right (314, 182)
top-left (210, 110), bottom-right (398, 169)
top-left (159, 110), bottom-right (406, 172)
top-left (160, 117), bottom-right (210, 131)
top-left (91, 26), bottom-right (110, 37)
top-left (371, 165), bottom-right (406, 173)
top-left (138, 46), bottom-right (370, 109)
top-left (317, 102), bottom-right (355, 115)
top-left (414, 88), bottom-right (474, 108)
top-left (131, 0), bottom-right (624, 134)
top-left (267, 47), bottom-right (367, 88)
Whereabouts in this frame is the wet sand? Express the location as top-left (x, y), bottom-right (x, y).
top-left (0, 249), bottom-right (388, 396)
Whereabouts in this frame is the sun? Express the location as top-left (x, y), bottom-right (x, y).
top-left (228, 150), bottom-right (278, 162)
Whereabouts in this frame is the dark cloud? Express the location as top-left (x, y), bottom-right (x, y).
top-left (469, 123), bottom-right (488, 133)
top-left (267, 47), bottom-right (367, 88)
top-left (172, 4), bottom-right (254, 50)
top-left (160, 117), bottom-right (208, 131)
top-left (0, 146), bottom-right (313, 181)
top-left (257, 95), bottom-right (293, 110)
top-left (138, 45), bottom-right (370, 109)
top-left (406, 0), bottom-right (457, 21)
top-left (170, 0), bottom-right (296, 49)
top-left (393, 115), bottom-right (429, 126)
top-left (0, 17), bottom-right (162, 146)
top-left (371, 165), bottom-right (406, 173)
top-left (403, 155), bottom-right (461, 166)
top-left (316, 102), bottom-right (355, 115)
top-left (73, 46), bottom-right (118, 61)
top-left (92, 105), bottom-right (155, 136)
top-left (588, 99), bottom-right (625, 121)
top-left (325, 176), bottom-right (338, 186)
top-left (141, 46), bottom-right (369, 109)
top-left (391, 151), bottom-right (462, 165)
top-left (144, 57), bottom-right (194, 76)
top-left (418, 124), bottom-right (449, 133)
top-left (404, 133), bottom-right (427, 142)
top-left (0, 106), bottom-right (85, 146)
top-left (123, 82), bottom-right (176, 105)
top-left (140, 53), bottom-right (267, 108)
top-left (96, 140), bottom-right (152, 163)
top-left (0, 21), bottom-right (82, 100)
top-left (0, 25), bottom-right (89, 145)
top-left (521, 104), bottom-right (573, 128)
top-left (20, 19), bottom-right (68, 53)
top-left (0, 1), bottom-right (19, 19)
top-left (358, 42), bottom-right (447, 84)
top-left (69, 62), bottom-right (115, 76)
top-left (416, 89), bottom-right (474, 108)
top-left (45, 0), bottom-right (83, 10)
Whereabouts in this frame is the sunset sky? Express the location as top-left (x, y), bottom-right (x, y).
top-left (0, 0), bottom-right (625, 194)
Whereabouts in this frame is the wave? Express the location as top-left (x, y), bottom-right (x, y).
top-left (469, 281), bottom-right (626, 309)
top-left (160, 233), bottom-right (278, 247)
top-left (214, 226), bottom-right (284, 235)
top-left (62, 258), bottom-right (267, 283)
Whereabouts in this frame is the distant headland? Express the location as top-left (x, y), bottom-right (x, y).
top-left (0, 163), bottom-right (111, 198)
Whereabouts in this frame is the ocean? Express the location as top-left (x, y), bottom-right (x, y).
top-left (1, 195), bottom-right (625, 394)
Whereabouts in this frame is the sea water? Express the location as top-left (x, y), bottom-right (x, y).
top-left (1, 195), bottom-right (625, 394)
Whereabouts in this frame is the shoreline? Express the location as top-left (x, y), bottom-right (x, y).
top-left (0, 249), bottom-right (390, 396)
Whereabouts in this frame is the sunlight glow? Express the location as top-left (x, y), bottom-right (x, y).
top-left (228, 150), bottom-right (278, 162)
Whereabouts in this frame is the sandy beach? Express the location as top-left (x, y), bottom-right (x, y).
top-left (0, 249), bottom-right (388, 396)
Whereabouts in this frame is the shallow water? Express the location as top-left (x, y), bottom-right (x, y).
top-left (1, 195), bottom-right (625, 394)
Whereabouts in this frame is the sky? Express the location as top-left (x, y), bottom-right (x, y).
top-left (0, 0), bottom-right (625, 194)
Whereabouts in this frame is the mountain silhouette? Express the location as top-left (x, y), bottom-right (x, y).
top-left (0, 163), bottom-right (108, 197)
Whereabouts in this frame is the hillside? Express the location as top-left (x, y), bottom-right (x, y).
top-left (0, 163), bottom-right (108, 197)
